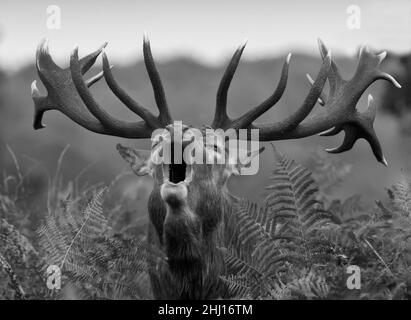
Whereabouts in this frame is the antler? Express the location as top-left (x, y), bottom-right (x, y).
top-left (212, 39), bottom-right (401, 165)
top-left (31, 35), bottom-right (172, 138)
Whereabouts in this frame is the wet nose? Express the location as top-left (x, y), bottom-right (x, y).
top-left (161, 181), bottom-right (188, 208)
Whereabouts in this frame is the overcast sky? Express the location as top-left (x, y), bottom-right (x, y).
top-left (0, 0), bottom-right (410, 70)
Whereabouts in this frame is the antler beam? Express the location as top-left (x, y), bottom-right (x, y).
top-left (31, 36), bottom-right (172, 138)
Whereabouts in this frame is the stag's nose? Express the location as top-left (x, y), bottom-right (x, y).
top-left (160, 181), bottom-right (188, 208)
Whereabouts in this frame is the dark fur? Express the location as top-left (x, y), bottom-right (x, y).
top-left (147, 169), bottom-right (233, 299)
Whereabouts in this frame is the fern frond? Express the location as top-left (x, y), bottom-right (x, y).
top-left (220, 275), bottom-right (251, 299)
top-left (392, 175), bottom-right (411, 217)
top-left (265, 149), bottom-right (332, 263)
top-left (287, 270), bottom-right (329, 299)
top-left (38, 187), bottom-right (109, 285)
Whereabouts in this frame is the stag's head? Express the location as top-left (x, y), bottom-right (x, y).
top-left (115, 119), bottom-right (264, 273)
top-left (31, 34), bottom-right (401, 296)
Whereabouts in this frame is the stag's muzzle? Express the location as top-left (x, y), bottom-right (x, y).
top-left (160, 181), bottom-right (188, 208)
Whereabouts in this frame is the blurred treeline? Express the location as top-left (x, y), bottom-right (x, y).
top-left (0, 49), bottom-right (410, 219)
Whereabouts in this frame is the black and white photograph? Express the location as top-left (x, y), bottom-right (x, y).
top-left (0, 0), bottom-right (411, 309)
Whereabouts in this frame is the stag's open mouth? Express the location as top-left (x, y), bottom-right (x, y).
top-left (161, 152), bottom-right (193, 206)
top-left (170, 162), bottom-right (186, 183)
top-left (162, 143), bottom-right (193, 185)
top-left (162, 163), bottom-right (193, 184)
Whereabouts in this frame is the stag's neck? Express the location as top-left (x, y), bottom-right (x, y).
top-left (147, 186), bottom-right (239, 299)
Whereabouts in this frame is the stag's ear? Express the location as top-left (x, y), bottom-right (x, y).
top-left (116, 143), bottom-right (151, 176)
top-left (232, 146), bottom-right (265, 176)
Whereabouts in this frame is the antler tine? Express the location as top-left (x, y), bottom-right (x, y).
top-left (143, 33), bottom-right (172, 125)
top-left (306, 73), bottom-right (326, 106)
top-left (85, 68), bottom-right (110, 87)
top-left (248, 50), bottom-right (331, 136)
top-left (212, 40), bottom-right (247, 129)
top-left (78, 42), bottom-right (108, 74)
top-left (35, 39), bottom-right (62, 74)
top-left (31, 80), bottom-right (50, 130)
top-left (317, 39), bottom-right (344, 96)
top-left (101, 49), bottom-right (161, 129)
top-left (69, 46), bottom-right (152, 136)
top-left (263, 51), bottom-right (331, 133)
top-left (231, 53), bottom-right (291, 129)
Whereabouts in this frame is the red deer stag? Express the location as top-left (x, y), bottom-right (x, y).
top-left (31, 35), bottom-right (400, 299)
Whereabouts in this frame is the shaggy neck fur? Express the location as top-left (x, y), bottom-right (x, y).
top-left (147, 182), bottom-right (236, 299)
